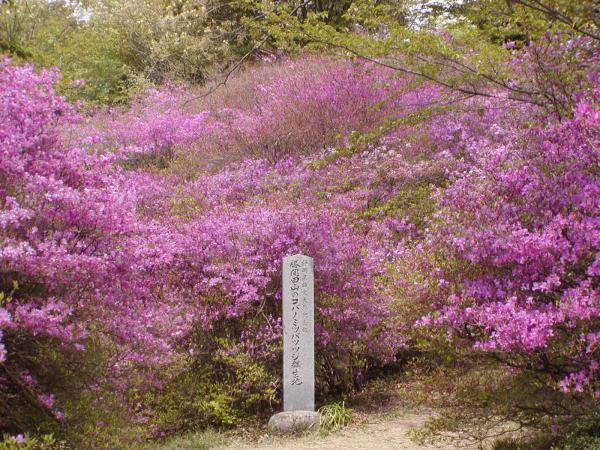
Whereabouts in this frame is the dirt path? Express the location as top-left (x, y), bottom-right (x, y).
top-left (223, 411), bottom-right (459, 450)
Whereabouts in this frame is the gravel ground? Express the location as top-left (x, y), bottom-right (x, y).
top-left (222, 412), bottom-right (460, 450)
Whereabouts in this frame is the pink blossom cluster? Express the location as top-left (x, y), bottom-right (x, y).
top-left (167, 158), bottom-right (409, 362)
top-left (95, 85), bottom-right (216, 157)
top-left (2, 55), bottom-right (433, 426)
top-left (2, 39), bottom-right (598, 436)
top-left (414, 80), bottom-right (600, 395)
top-left (0, 58), bottom-right (188, 420)
top-left (91, 58), bottom-right (412, 166)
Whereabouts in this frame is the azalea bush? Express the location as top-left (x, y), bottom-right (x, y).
top-left (0, 58), bottom-right (188, 442)
top-left (1, 25), bottom-right (598, 448)
top-left (82, 57), bottom-right (439, 425)
top-left (79, 56), bottom-right (454, 434)
top-left (1, 54), bottom-right (425, 438)
top-left (93, 57), bottom-right (412, 171)
top-left (394, 78), bottom-right (600, 442)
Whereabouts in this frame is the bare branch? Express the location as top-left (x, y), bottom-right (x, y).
top-left (304, 36), bottom-right (545, 106)
top-left (509, 0), bottom-right (600, 41)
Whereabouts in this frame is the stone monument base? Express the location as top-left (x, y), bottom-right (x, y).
top-left (268, 411), bottom-right (321, 434)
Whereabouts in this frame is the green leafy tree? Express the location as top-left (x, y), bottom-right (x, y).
top-left (0, 0), bottom-right (127, 103)
top-left (241, 0), bottom-right (597, 116)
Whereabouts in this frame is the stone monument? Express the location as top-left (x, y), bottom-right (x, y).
top-left (268, 254), bottom-right (320, 434)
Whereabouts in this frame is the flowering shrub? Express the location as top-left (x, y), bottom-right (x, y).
top-left (0, 59), bottom-right (185, 435)
top-left (2, 54), bottom-right (431, 436)
top-left (2, 34), bottom-right (599, 445)
top-left (389, 79), bottom-right (600, 440)
top-left (93, 85), bottom-right (215, 166)
top-left (91, 57), bottom-right (412, 172)
top-left (421, 86), bottom-right (599, 392)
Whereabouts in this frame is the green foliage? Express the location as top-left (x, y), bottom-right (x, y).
top-left (0, 434), bottom-right (68, 450)
top-left (250, 0), bottom-right (597, 116)
top-left (94, 0), bottom-right (231, 85)
top-left (362, 181), bottom-right (438, 228)
top-left (404, 348), bottom-right (600, 450)
top-left (318, 401), bottom-right (352, 431)
top-left (144, 362), bottom-right (275, 433)
top-left (0, 328), bottom-right (137, 449)
top-left (491, 416), bottom-right (600, 450)
top-left (146, 369), bottom-right (230, 432)
top-left (452, 0), bottom-right (600, 44)
top-left (0, 0), bottom-right (268, 103)
top-left (0, 0), bottom-right (127, 103)
top-left (558, 412), bottom-right (600, 450)
top-left (490, 435), bottom-right (558, 450)
top-left (145, 327), bottom-right (279, 435)
top-left (2, 0), bottom-right (597, 105)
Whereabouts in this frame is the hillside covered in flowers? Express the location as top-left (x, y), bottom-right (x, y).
top-left (0, 0), bottom-right (599, 448)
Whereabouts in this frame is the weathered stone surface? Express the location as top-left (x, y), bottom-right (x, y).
top-left (269, 256), bottom-right (318, 435)
top-left (267, 411), bottom-right (321, 434)
top-left (282, 254), bottom-right (315, 412)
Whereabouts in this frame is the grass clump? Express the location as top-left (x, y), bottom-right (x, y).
top-left (318, 401), bottom-right (353, 432)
